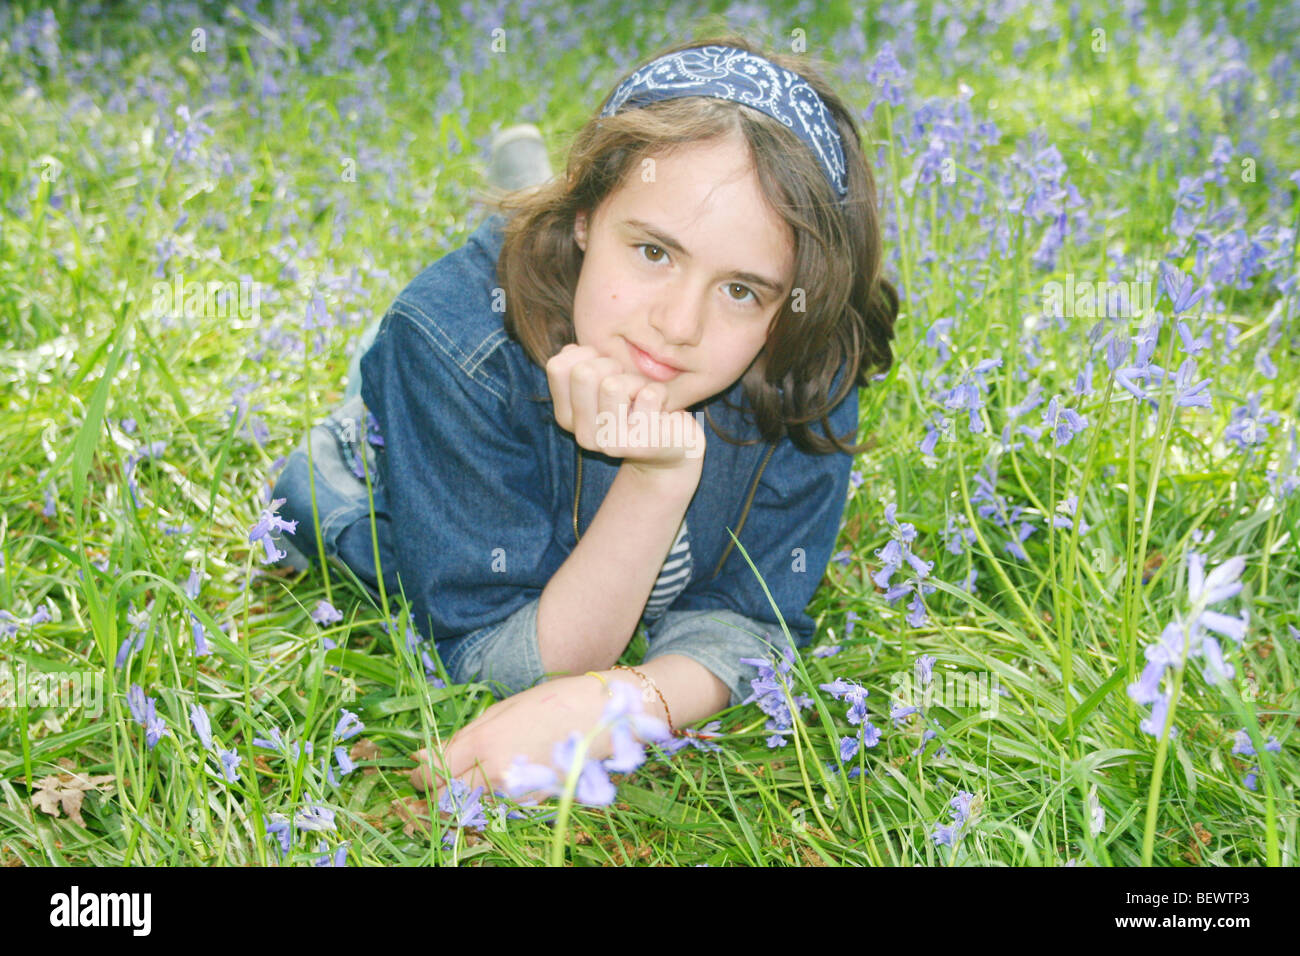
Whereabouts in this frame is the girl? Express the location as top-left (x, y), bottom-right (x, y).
top-left (270, 34), bottom-right (898, 803)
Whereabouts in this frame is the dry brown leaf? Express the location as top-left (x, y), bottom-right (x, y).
top-left (29, 769), bottom-right (115, 827)
top-left (350, 738), bottom-right (381, 775)
top-left (391, 796), bottom-right (432, 838)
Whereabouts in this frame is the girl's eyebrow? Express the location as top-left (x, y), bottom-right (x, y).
top-left (622, 217), bottom-right (786, 296)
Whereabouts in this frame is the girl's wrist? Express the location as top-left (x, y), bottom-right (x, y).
top-left (620, 457), bottom-right (702, 496)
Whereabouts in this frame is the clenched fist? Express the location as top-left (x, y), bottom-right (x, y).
top-left (545, 344), bottom-right (706, 476)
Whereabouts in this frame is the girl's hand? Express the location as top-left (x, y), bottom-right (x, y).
top-left (409, 674), bottom-right (618, 805)
top-left (545, 344), bottom-right (706, 476)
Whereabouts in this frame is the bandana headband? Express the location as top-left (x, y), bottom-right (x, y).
top-left (599, 45), bottom-right (849, 203)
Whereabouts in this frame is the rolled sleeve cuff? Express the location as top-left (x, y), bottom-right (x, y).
top-left (641, 609), bottom-right (796, 709)
top-left (439, 597), bottom-right (546, 698)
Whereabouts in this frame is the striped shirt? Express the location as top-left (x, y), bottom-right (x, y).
top-left (642, 515), bottom-right (693, 622)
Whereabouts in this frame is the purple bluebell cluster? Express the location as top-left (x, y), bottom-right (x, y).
top-left (818, 676), bottom-right (881, 769)
top-left (932, 790), bottom-right (977, 848)
top-left (188, 702), bottom-right (241, 783)
top-left (127, 684), bottom-right (170, 750)
top-left (872, 502), bottom-right (936, 626)
top-left (1230, 729), bottom-right (1281, 791)
top-left (264, 805), bottom-right (344, 864)
top-left (1128, 546), bottom-right (1249, 741)
top-left (0, 602), bottom-right (53, 640)
top-left (740, 646), bottom-right (816, 748)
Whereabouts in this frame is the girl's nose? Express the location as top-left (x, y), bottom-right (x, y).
top-left (648, 285), bottom-right (706, 347)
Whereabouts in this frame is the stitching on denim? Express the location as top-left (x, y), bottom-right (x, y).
top-left (389, 299), bottom-right (508, 404)
top-left (464, 327), bottom-right (508, 374)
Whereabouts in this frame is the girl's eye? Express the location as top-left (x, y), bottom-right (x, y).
top-left (726, 282), bottom-right (758, 306)
top-left (636, 243), bottom-right (667, 264)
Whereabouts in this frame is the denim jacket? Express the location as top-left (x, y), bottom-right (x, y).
top-left (356, 213), bottom-right (857, 707)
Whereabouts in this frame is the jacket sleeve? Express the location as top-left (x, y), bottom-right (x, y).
top-left (359, 300), bottom-right (560, 693)
top-left (643, 375), bottom-right (858, 708)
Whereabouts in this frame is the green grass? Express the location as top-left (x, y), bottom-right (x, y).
top-left (0, 0), bottom-right (1296, 866)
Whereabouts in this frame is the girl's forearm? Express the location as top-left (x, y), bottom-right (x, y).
top-left (536, 461), bottom-right (700, 675)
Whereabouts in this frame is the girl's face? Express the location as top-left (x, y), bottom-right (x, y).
top-left (571, 133), bottom-right (795, 413)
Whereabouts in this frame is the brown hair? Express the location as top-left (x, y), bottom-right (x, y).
top-left (494, 31), bottom-right (899, 455)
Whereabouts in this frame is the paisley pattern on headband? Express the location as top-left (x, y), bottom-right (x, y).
top-left (599, 45), bottom-right (848, 202)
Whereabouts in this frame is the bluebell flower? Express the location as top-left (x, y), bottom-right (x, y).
top-left (1230, 730), bottom-right (1255, 756)
top-left (915, 655), bottom-right (936, 686)
top-left (819, 677), bottom-right (857, 699)
top-left (438, 779), bottom-right (489, 831)
top-left (189, 703), bottom-right (213, 750)
top-left (906, 587), bottom-right (931, 627)
top-left (740, 647), bottom-right (811, 748)
top-left (164, 104), bottom-right (215, 164)
top-left (554, 732), bottom-right (616, 806)
top-left (116, 603), bottom-right (151, 667)
top-left (941, 514), bottom-right (976, 555)
top-left (127, 684), bottom-right (170, 749)
top-left (333, 708), bottom-right (364, 741)
top-left (656, 720), bottom-right (724, 756)
top-left (311, 600), bottom-right (343, 625)
top-left (950, 791), bottom-right (975, 825)
top-left (919, 413), bottom-right (946, 456)
top-left (865, 41), bottom-right (907, 106)
top-left (190, 615), bottom-right (210, 657)
top-left (1138, 692), bottom-right (1176, 740)
top-left (1158, 261), bottom-right (1210, 315)
top-left (931, 823), bottom-right (959, 846)
top-left (839, 735), bottom-right (860, 762)
top-left (1201, 636), bottom-right (1234, 684)
top-left (891, 703), bottom-right (920, 727)
top-left (1255, 346), bottom-right (1277, 380)
top-left (247, 497), bottom-right (298, 564)
top-left (219, 749), bottom-right (241, 783)
top-left (1224, 392), bottom-right (1281, 453)
top-left (503, 756), bottom-right (559, 798)
top-left (265, 814), bottom-right (291, 858)
top-left (1187, 552), bottom-right (1245, 607)
top-left (844, 688), bottom-right (870, 726)
top-left (812, 644), bottom-right (842, 658)
top-left (913, 728), bottom-right (938, 755)
top-left (252, 727), bottom-right (285, 752)
top-left (295, 805), bottom-right (336, 831)
top-left (1041, 395), bottom-right (1089, 447)
top-left (932, 790), bottom-right (978, 847)
top-left (1175, 321), bottom-right (1213, 358)
top-left (334, 746), bottom-right (355, 777)
top-left (1128, 656), bottom-right (1167, 705)
top-left (313, 841), bottom-right (348, 867)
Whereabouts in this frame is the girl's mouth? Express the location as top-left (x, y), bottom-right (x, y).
top-left (627, 340), bottom-right (683, 382)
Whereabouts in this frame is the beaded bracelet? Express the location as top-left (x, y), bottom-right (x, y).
top-left (611, 664), bottom-right (680, 736)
